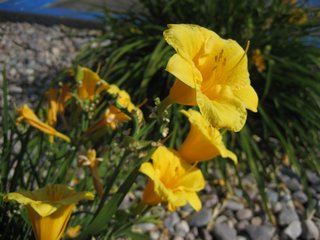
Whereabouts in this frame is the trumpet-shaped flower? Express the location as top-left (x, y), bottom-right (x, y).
top-left (16, 104), bottom-right (70, 143)
top-left (46, 84), bottom-right (72, 126)
top-left (140, 146), bottom-right (205, 211)
top-left (3, 184), bottom-right (94, 240)
top-left (179, 109), bottom-right (237, 164)
top-left (163, 24), bottom-right (258, 131)
top-left (107, 84), bottom-right (144, 123)
top-left (76, 66), bottom-right (109, 101)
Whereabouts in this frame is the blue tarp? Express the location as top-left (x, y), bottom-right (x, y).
top-left (0, 0), bottom-right (102, 21)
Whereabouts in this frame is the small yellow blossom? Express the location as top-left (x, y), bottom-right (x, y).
top-left (252, 49), bottom-right (266, 72)
top-left (78, 149), bottom-right (104, 197)
top-left (4, 184), bottom-right (94, 240)
top-left (179, 109), bottom-right (237, 164)
top-left (139, 146), bottom-right (205, 211)
top-left (76, 66), bottom-right (109, 101)
top-left (162, 24), bottom-right (258, 132)
top-left (65, 225), bottom-right (81, 238)
top-left (16, 105), bottom-right (70, 142)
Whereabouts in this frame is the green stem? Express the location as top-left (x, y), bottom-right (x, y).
top-left (157, 96), bottom-right (174, 116)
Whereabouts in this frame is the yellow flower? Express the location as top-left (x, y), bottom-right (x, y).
top-left (46, 84), bottom-right (72, 126)
top-left (3, 184), bottom-right (94, 240)
top-left (76, 66), bottom-right (109, 101)
top-left (163, 24), bottom-right (258, 132)
top-left (16, 105), bottom-right (70, 143)
top-left (139, 146), bottom-right (205, 211)
top-left (179, 109), bottom-right (237, 164)
top-left (86, 105), bottom-right (131, 133)
top-left (107, 84), bottom-right (144, 123)
top-left (78, 149), bottom-right (104, 197)
top-left (252, 49), bottom-right (266, 72)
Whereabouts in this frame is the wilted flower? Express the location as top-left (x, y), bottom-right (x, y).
top-left (4, 184), bottom-right (94, 240)
top-left (179, 109), bottom-right (237, 163)
top-left (46, 84), bottom-right (72, 126)
top-left (86, 105), bottom-right (131, 133)
top-left (78, 149), bottom-right (104, 197)
top-left (107, 84), bottom-right (144, 123)
top-left (163, 24), bottom-right (258, 132)
top-left (140, 146), bottom-right (205, 211)
top-left (16, 104), bottom-right (70, 143)
top-left (252, 49), bottom-right (266, 72)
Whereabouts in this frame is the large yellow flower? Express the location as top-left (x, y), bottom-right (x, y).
top-left (3, 184), bottom-right (94, 240)
top-left (163, 24), bottom-right (258, 131)
top-left (139, 146), bottom-right (205, 211)
top-left (76, 66), bottom-right (109, 101)
top-left (16, 105), bottom-right (70, 142)
top-left (179, 109), bottom-right (237, 164)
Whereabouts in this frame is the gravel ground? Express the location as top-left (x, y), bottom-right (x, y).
top-left (1, 22), bottom-right (320, 240)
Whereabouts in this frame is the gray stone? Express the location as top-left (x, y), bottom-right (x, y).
top-left (245, 224), bottom-right (275, 240)
top-left (204, 194), bottom-right (219, 208)
top-left (301, 219), bottom-right (319, 240)
top-left (175, 220), bottom-right (190, 237)
top-left (251, 216), bottom-right (263, 226)
top-left (226, 200), bottom-right (245, 211)
top-left (278, 207), bottom-right (299, 226)
top-left (164, 212), bottom-right (180, 232)
top-left (236, 208), bottom-right (253, 221)
top-left (236, 220), bottom-right (250, 231)
top-left (285, 178), bottom-right (301, 192)
top-left (187, 207), bottom-right (211, 227)
top-left (293, 191), bottom-right (308, 204)
top-left (272, 202), bottom-right (283, 213)
top-left (200, 229), bottom-right (213, 240)
top-left (266, 188), bottom-right (279, 203)
top-left (284, 220), bottom-right (302, 239)
top-left (212, 223), bottom-right (237, 240)
top-left (306, 170), bottom-right (320, 185)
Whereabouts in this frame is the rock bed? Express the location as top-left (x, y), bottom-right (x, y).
top-left (1, 22), bottom-right (320, 240)
top-left (0, 21), bottom-right (101, 123)
top-left (133, 166), bottom-right (320, 240)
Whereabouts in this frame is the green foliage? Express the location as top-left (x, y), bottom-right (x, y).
top-left (74, 0), bottom-right (320, 218)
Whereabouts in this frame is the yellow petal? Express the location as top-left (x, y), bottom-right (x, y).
top-left (179, 109), bottom-right (238, 163)
top-left (16, 105), bottom-right (70, 142)
top-left (27, 204), bottom-right (74, 240)
top-left (165, 54), bottom-right (199, 89)
top-left (196, 88), bottom-right (247, 132)
top-left (184, 192), bottom-right (202, 212)
top-left (164, 24), bottom-right (215, 60)
top-left (140, 146), bottom-right (205, 212)
top-left (169, 79), bottom-right (197, 106)
top-left (233, 85), bottom-right (258, 112)
top-left (4, 184), bottom-right (94, 217)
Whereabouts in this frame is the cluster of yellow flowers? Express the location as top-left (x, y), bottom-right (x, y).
top-left (5, 67), bottom-right (144, 239)
top-left (3, 24), bottom-right (258, 239)
top-left (15, 66), bottom-right (143, 143)
top-left (139, 24), bottom-right (258, 212)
